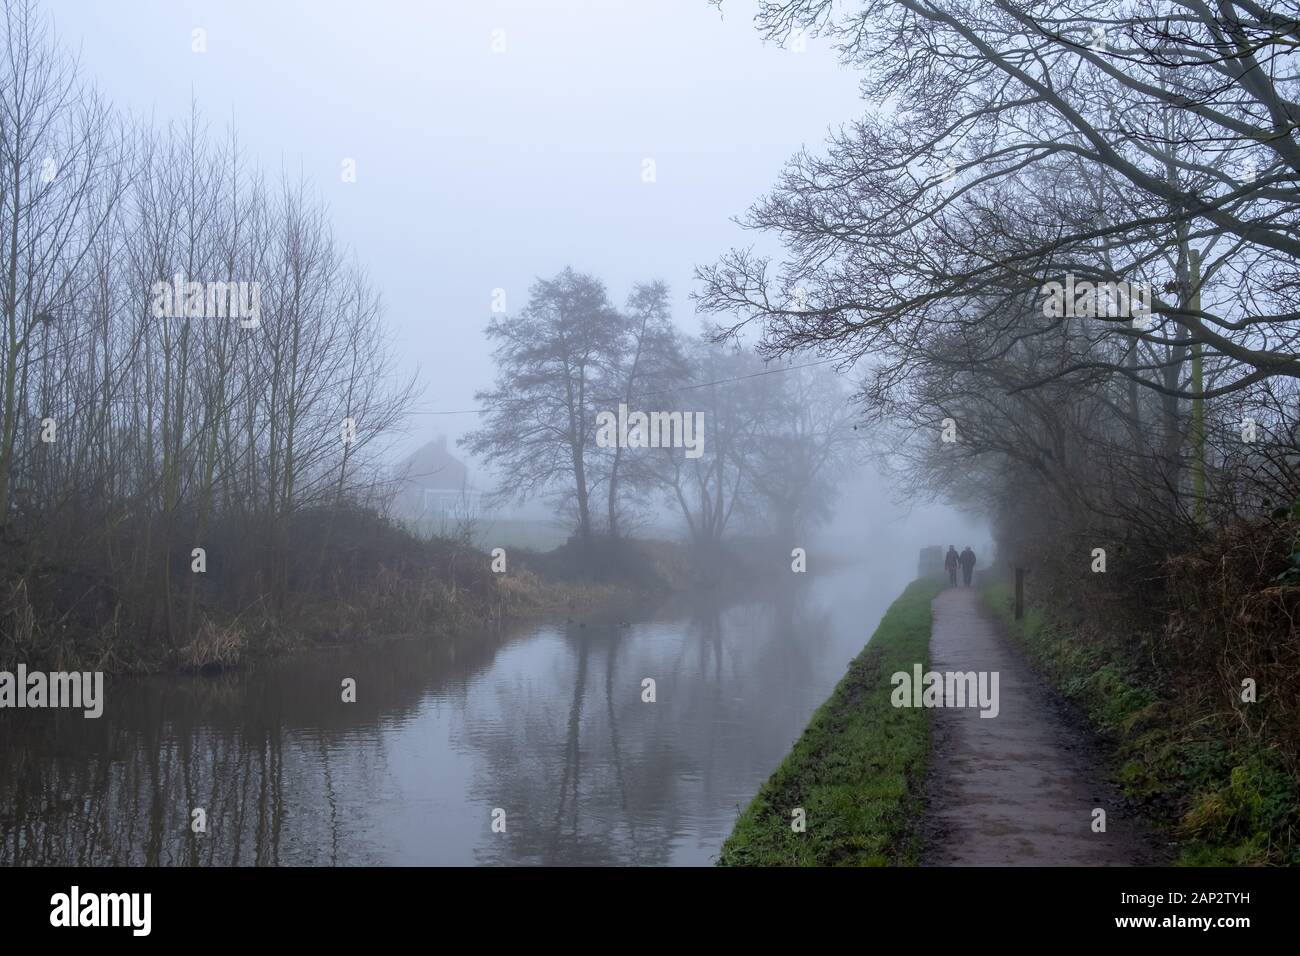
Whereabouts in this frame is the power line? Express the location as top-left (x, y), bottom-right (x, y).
top-left (410, 356), bottom-right (844, 416)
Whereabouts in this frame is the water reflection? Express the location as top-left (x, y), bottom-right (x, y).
top-left (0, 565), bottom-right (906, 866)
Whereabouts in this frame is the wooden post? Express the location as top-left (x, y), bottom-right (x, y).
top-left (1014, 567), bottom-right (1025, 620)
top-left (1189, 246), bottom-right (1206, 527)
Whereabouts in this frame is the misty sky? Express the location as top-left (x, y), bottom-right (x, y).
top-left (47, 0), bottom-right (865, 460)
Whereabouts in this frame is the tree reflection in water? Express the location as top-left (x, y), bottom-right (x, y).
top-left (1, 569), bottom-right (896, 866)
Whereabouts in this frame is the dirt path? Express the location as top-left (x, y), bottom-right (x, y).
top-left (921, 586), bottom-right (1163, 865)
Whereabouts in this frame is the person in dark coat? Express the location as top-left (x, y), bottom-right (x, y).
top-left (959, 546), bottom-right (977, 586)
top-left (944, 545), bottom-right (959, 587)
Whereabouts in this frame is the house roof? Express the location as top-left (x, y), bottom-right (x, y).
top-left (396, 435), bottom-right (469, 491)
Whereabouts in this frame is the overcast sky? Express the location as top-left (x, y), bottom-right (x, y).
top-left (47, 0), bottom-right (864, 460)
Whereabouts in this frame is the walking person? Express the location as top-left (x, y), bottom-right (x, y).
top-left (944, 545), bottom-right (959, 588)
top-left (959, 545), bottom-right (977, 587)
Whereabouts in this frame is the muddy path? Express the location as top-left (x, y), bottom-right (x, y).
top-left (920, 587), bottom-right (1167, 865)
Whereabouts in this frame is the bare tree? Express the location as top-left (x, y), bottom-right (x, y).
top-left (462, 268), bottom-right (622, 548)
top-left (699, 0), bottom-right (1300, 398)
top-left (0, 0), bottom-right (124, 526)
top-left (0, 4), bottom-right (417, 658)
top-left (603, 280), bottom-right (688, 538)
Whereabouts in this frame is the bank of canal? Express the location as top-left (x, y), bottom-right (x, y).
top-left (718, 577), bottom-right (941, 865)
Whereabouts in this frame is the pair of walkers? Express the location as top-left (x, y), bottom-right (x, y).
top-left (944, 545), bottom-right (977, 587)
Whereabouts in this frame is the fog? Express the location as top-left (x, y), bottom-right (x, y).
top-left (0, 0), bottom-right (1007, 872)
top-left (10, 0), bottom-right (1296, 882)
top-left (37, 0), bottom-right (977, 552)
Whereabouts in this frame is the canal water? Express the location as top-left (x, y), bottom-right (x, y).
top-left (0, 560), bottom-right (912, 865)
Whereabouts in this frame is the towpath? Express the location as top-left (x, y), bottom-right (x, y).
top-left (922, 586), bottom-right (1163, 865)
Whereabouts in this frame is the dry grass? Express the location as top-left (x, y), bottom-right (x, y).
top-left (177, 618), bottom-right (245, 672)
top-left (1164, 517), bottom-right (1300, 769)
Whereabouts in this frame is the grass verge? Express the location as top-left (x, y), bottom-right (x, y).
top-left (717, 576), bottom-right (943, 866)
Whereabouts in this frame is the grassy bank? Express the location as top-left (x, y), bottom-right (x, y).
top-left (717, 576), bottom-right (943, 866)
top-left (0, 514), bottom-right (684, 676)
top-left (2, 509), bottom-right (806, 676)
top-left (983, 580), bottom-right (1299, 865)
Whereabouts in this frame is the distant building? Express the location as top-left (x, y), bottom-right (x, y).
top-left (390, 436), bottom-right (570, 551)
top-left (918, 545), bottom-right (945, 579)
top-left (392, 435), bottom-right (481, 524)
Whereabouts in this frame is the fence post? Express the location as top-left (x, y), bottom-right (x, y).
top-left (1014, 567), bottom-right (1025, 620)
